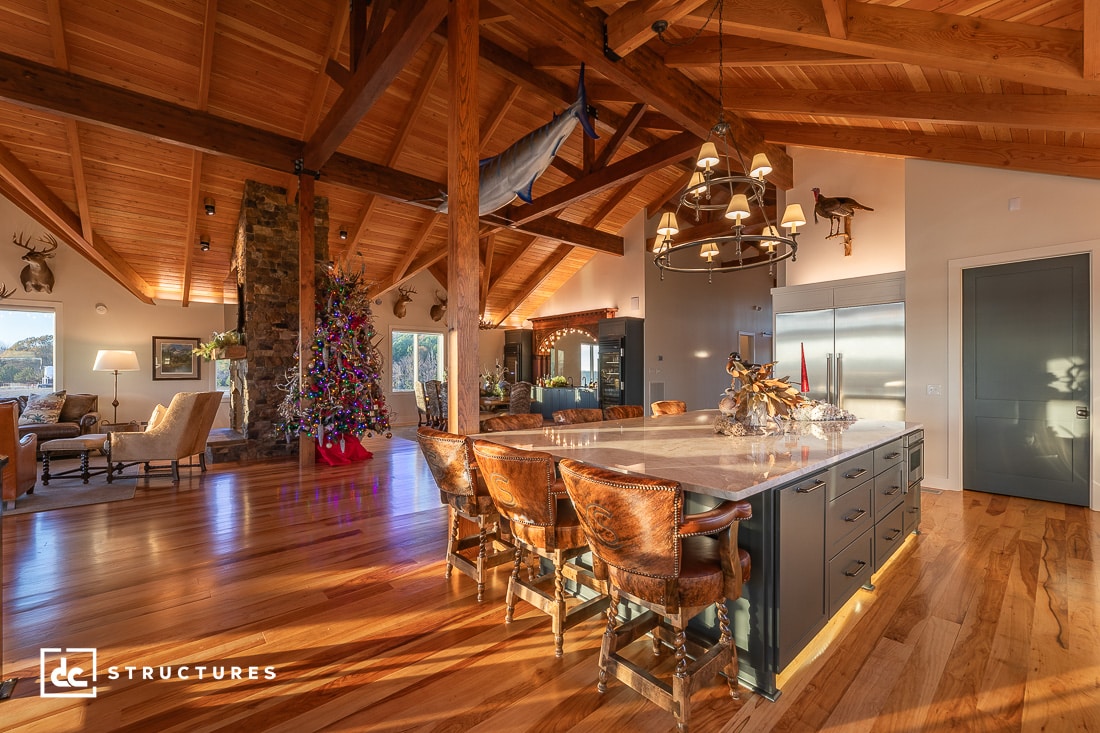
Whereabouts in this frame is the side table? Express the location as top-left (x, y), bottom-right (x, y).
top-left (102, 421), bottom-right (146, 434)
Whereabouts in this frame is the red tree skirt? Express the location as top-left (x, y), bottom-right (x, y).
top-left (315, 435), bottom-right (373, 465)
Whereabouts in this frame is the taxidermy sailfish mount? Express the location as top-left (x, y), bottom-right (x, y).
top-left (436, 64), bottom-right (598, 218)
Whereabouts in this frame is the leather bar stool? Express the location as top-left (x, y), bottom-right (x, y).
top-left (478, 412), bottom-right (543, 433)
top-left (551, 408), bottom-right (604, 425)
top-left (471, 439), bottom-right (609, 657)
top-left (559, 458), bottom-right (753, 732)
top-left (651, 400), bottom-right (687, 416)
top-left (417, 427), bottom-right (515, 602)
top-left (603, 405), bottom-right (644, 420)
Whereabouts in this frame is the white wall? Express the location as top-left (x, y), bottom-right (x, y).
top-left (530, 210), bottom-right (647, 319)
top-left (780, 147), bottom-right (906, 286)
top-left (904, 160), bottom-right (1100, 509)
top-left (0, 195), bottom-right (228, 424)
top-left (366, 268), bottom-right (506, 426)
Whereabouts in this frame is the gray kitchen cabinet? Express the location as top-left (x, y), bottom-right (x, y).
top-left (777, 471), bottom-right (828, 668)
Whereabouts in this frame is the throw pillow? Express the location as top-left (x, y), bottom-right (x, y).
top-left (148, 403), bottom-right (168, 430)
top-left (18, 390), bottom-right (68, 425)
top-left (59, 393), bottom-right (98, 423)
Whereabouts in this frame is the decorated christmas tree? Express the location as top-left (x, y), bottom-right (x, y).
top-left (278, 267), bottom-right (391, 464)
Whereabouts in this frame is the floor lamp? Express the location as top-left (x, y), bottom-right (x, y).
top-left (93, 350), bottom-right (140, 424)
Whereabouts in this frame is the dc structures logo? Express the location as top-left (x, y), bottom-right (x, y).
top-left (40, 648), bottom-right (98, 698)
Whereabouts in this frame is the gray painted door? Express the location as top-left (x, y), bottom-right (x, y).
top-left (963, 254), bottom-right (1090, 505)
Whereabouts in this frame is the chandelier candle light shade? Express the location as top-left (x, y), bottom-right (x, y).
top-left (652, 0), bottom-right (806, 281)
top-left (93, 349), bottom-right (140, 423)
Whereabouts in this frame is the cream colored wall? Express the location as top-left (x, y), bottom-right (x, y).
top-left (528, 210), bottom-right (647, 320)
top-left (0, 195), bottom-right (229, 426)
top-left (905, 160), bottom-right (1100, 509)
top-left (780, 147), bottom-right (906, 286)
top-left (366, 268), bottom-right (506, 426)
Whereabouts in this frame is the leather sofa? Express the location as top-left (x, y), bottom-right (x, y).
top-left (1, 393), bottom-right (101, 443)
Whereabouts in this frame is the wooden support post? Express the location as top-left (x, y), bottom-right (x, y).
top-left (447, 0), bottom-right (479, 434)
top-left (298, 174), bottom-right (316, 467)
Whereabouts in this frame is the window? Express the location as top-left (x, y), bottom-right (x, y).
top-left (391, 330), bottom-right (444, 391)
top-left (214, 358), bottom-right (231, 392)
top-left (580, 342), bottom-right (598, 387)
top-left (0, 305), bottom-right (58, 399)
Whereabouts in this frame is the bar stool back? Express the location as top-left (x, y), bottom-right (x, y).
top-left (559, 458), bottom-right (753, 732)
top-left (604, 404), bottom-right (644, 420)
top-left (417, 427), bottom-right (514, 601)
top-left (471, 439), bottom-right (608, 657)
top-left (651, 400), bottom-right (687, 416)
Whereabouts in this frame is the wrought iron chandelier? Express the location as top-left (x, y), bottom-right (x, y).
top-left (651, 0), bottom-right (806, 281)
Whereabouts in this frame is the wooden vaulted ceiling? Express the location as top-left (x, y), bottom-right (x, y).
top-left (0, 0), bottom-right (1096, 325)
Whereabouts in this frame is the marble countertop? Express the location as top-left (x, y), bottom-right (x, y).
top-left (475, 410), bottom-right (922, 501)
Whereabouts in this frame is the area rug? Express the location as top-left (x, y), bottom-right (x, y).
top-left (4, 481), bottom-right (136, 516)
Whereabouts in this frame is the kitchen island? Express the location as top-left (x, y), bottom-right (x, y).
top-left (476, 410), bottom-right (924, 699)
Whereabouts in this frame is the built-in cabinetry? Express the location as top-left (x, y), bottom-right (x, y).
top-left (598, 317), bottom-right (643, 407)
top-left (530, 386), bottom-right (599, 420)
top-left (743, 428), bottom-right (923, 694)
top-left (504, 329), bottom-right (533, 384)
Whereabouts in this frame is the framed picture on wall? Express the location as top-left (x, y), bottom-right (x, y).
top-left (152, 336), bottom-right (201, 380)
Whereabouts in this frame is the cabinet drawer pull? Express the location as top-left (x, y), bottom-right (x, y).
top-left (844, 560), bottom-right (868, 577)
top-left (884, 486), bottom-right (901, 496)
top-left (797, 479), bottom-right (826, 494)
top-left (843, 508), bottom-right (867, 523)
top-left (884, 529), bottom-right (902, 541)
top-left (844, 468), bottom-right (868, 480)
top-left (884, 452), bottom-right (901, 460)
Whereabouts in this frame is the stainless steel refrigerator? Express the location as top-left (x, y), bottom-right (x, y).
top-left (774, 302), bottom-right (905, 421)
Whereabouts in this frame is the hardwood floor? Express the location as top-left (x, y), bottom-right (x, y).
top-left (2, 431), bottom-right (1098, 732)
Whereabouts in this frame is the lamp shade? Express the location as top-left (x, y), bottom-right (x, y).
top-left (781, 203), bottom-right (807, 231)
top-left (749, 153), bottom-right (773, 180)
top-left (653, 236), bottom-right (671, 254)
top-left (687, 171), bottom-right (706, 195)
top-left (760, 225), bottom-right (780, 249)
top-left (93, 349), bottom-right (140, 372)
top-left (724, 194), bottom-right (751, 222)
top-left (699, 242), bottom-right (719, 260)
top-left (657, 211), bottom-right (679, 236)
top-left (696, 141), bottom-right (720, 169)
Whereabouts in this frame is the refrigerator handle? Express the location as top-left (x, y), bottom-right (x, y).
top-left (836, 353), bottom-right (844, 408)
top-left (826, 353), bottom-right (833, 404)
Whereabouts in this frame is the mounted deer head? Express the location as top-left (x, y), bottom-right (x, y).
top-left (13, 232), bottom-right (58, 293)
top-left (393, 285), bottom-right (416, 319)
top-left (429, 290), bottom-right (448, 322)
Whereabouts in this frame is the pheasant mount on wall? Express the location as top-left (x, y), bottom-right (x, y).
top-left (811, 188), bottom-right (874, 256)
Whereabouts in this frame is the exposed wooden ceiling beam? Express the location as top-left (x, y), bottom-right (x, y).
top-left (661, 35), bottom-right (873, 68)
top-left (302, 0), bottom-right (448, 172)
top-left (504, 131), bottom-right (698, 226)
top-left (732, 89), bottom-right (1100, 134)
top-left (0, 143), bottom-right (155, 303)
top-left (592, 103), bottom-right (646, 171)
top-left (493, 244), bottom-right (573, 326)
top-left (479, 232), bottom-right (495, 315)
top-left (394, 213), bottom-right (443, 282)
top-left (494, 0), bottom-right (793, 188)
top-left (604, 0), bottom-right (711, 58)
top-left (643, 169), bottom-right (693, 219)
top-left (759, 122), bottom-right (1100, 181)
top-left (686, 0), bottom-right (1097, 95)
top-left (479, 84), bottom-right (522, 150)
top-left (368, 241), bottom-right (448, 300)
top-left (0, 53), bottom-right (622, 254)
top-left (820, 0), bottom-right (847, 40)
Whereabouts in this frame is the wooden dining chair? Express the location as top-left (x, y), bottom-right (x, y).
top-left (417, 427), bottom-right (515, 602)
top-left (559, 458), bottom-right (753, 732)
top-left (651, 400), bottom-right (687, 416)
top-left (478, 413), bottom-right (543, 433)
top-left (471, 439), bottom-right (608, 657)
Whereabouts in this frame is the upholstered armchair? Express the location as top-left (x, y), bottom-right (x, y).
top-left (107, 391), bottom-right (222, 482)
top-left (1, 401), bottom-right (38, 509)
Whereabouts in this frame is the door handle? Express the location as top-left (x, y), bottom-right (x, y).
top-left (1077, 406), bottom-right (1090, 419)
top-left (797, 479), bottom-right (826, 493)
top-left (836, 352), bottom-right (844, 407)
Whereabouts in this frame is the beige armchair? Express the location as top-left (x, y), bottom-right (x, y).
top-left (1, 401), bottom-right (38, 509)
top-left (107, 391), bottom-right (222, 482)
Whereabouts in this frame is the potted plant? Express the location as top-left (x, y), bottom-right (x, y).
top-left (193, 330), bottom-right (246, 361)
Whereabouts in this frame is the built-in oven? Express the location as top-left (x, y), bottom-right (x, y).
top-left (904, 429), bottom-right (924, 487)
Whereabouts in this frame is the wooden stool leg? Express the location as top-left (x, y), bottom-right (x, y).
top-left (42, 452), bottom-right (51, 486)
top-left (476, 520), bottom-right (487, 602)
top-left (717, 599), bottom-right (739, 700)
top-left (505, 546), bottom-right (523, 623)
top-left (598, 590), bottom-right (618, 693)
top-left (445, 509), bottom-right (459, 579)
top-left (80, 450), bottom-right (90, 483)
top-left (552, 553), bottom-right (566, 658)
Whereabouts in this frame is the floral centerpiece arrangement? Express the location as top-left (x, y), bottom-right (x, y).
top-left (715, 354), bottom-right (804, 435)
top-left (480, 361), bottom-right (510, 398)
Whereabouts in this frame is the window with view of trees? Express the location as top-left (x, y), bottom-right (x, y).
top-left (391, 330), bottom-right (443, 392)
top-left (0, 307), bottom-right (57, 399)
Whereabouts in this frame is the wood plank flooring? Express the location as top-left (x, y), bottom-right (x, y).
top-left (2, 430), bottom-right (1099, 732)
